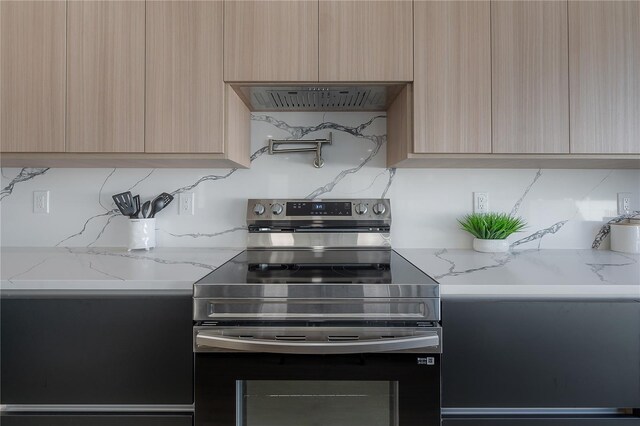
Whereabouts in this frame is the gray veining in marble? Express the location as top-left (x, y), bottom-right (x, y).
top-left (0, 168), bottom-right (49, 201)
top-left (510, 169), bottom-right (542, 216)
top-left (431, 248), bottom-right (513, 280)
top-left (511, 220), bottom-right (569, 248)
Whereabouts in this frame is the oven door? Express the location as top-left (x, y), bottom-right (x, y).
top-left (195, 328), bottom-right (441, 426)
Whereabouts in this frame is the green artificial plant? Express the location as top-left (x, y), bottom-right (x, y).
top-left (458, 212), bottom-right (527, 240)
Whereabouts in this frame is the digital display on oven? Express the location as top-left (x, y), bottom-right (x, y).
top-left (286, 202), bottom-right (352, 216)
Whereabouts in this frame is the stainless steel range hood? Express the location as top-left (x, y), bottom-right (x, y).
top-left (231, 84), bottom-right (405, 112)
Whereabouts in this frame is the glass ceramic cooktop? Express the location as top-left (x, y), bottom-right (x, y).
top-left (195, 250), bottom-right (438, 286)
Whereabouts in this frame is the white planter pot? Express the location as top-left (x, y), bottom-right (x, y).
top-left (473, 238), bottom-right (509, 253)
top-left (128, 218), bottom-right (156, 251)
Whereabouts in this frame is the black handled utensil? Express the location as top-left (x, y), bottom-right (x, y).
top-left (130, 195), bottom-right (141, 219)
top-left (149, 192), bottom-right (174, 218)
top-left (112, 191), bottom-right (136, 217)
top-left (141, 200), bottom-right (151, 218)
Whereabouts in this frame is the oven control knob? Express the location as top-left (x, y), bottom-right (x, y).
top-left (372, 203), bottom-right (386, 215)
top-left (354, 203), bottom-right (368, 215)
top-left (253, 203), bottom-right (265, 215)
top-left (271, 203), bottom-right (284, 215)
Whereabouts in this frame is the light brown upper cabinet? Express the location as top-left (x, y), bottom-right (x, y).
top-left (491, 1), bottom-right (569, 154)
top-left (569, 1), bottom-right (640, 154)
top-left (146, 1), bottom-right (226, 154)
top-left (413, 1), bottom-right (491, 153)
top-left (1, 1), bottom-right (66, 153)
top-left (319, 0), bottom-right (413, 82)
top-left (224, 1), bottom-right (318, 82)
top-left (67, 1), bottom-right (145, 153)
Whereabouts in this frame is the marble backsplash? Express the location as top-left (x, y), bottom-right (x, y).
top-left (1, 112), bottom-right (638, 249)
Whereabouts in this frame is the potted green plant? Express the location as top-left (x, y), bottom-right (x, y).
top-left (458, 212), bottom-right (527, 253)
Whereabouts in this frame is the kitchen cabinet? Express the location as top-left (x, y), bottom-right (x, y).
top-left (569, 1), bottom-right (640, 154)
top-left (224, 0), bottom-right (318, 82)
top-left (412, 1), bottom-right (491, 153)
top-left (66, 1), bottom-right (145, 153)
top-left (0, 415), bottom-right (193, 426)
top-left (441, 299), bottom-right (640, 409)
top-left (319, 0), bottom-right (413, 82)
top-left (2, 0), bottom-right (251, 167)
top-left (491, 0), bottom-right (569, 154)
top-left (1, 295), bottom-right (193, 404)
top-left (146, 0), bottom-right (225, 154)
top-left (0, 0), bottom-right (66, 153)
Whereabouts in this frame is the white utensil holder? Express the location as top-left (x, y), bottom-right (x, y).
top-left (128, 218), bottom-right (156, 251)
top-left (610, 221), bottom-right (640, 254)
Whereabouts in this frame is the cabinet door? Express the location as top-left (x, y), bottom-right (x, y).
top-left (224, 0), bottom-right (318, 82)
top-left (146, 1), bottom-right (224, 153)
top-left (441, 300), bottom-right (640, 408)
top-left (569, 1), bottom-right (640, 154)
top-left (0, 1), bottom-right (65, 153)
top-left (413, 1), bottom-right (491, 153)
top-left (319, 0), bottom-right (412, 82)
top-left (492, 1), bottom-right (569, 153)
top-left (1, 296), bottom-right (193, 404)
top-left (66, 1), bottom-right (145, 153)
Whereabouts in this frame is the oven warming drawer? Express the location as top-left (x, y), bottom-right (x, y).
top-left (194, 326), bottom-right (442, 354)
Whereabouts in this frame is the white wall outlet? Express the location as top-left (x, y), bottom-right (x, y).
top-left (473, 192), bottom-right (489, 214)
top-left (179, 192), bottom-right (195, 215)
top-left (617, 192), bottom-right (633, 215)
top-left (33, 190), bottom-right (50, 214)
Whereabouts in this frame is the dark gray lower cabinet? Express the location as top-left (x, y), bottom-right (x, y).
top-left (1, 295), bottom-right (193, 405)
top-left (1, 294), bottom-right (194, 426)
top-left (441, 299), bottom-right (640, 409)
top-left (0, 414), bottom-right (192, 426)
top-left (443, 417), bottom-right (640, 425)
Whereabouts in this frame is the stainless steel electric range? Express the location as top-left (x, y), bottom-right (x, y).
top-left (193, 199), bottom-right (442, 426)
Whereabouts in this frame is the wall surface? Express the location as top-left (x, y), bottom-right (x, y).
top-left (1, 112), bottom-right (638, 249)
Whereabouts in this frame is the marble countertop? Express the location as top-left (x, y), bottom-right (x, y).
top-left (0, 247), bottom-right (242, 294)
top-left (1, 247), bottom-right (638, 299)
top-left (396, 248), bottom-right (639, 299)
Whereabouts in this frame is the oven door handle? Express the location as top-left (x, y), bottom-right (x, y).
top-left (195, 332), bottom-right (439, 354)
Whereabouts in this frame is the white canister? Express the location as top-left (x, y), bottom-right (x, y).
top-left (473, 238), bottom-right (510, 253)
top-left (610, 220), bottom-right (640, 254)
top-left (128, 218), bottom-right (156, 251)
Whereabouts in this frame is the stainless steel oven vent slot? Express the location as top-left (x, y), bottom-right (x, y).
top-left (275, 336), bottom-right (307, 341)
top-left (328, 336), bottom-right (360, 341)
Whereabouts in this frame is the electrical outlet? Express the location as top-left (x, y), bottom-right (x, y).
top-left (474, 192), bottom-right (489, 214)
top-left (179, 192), bottom-right (195, 215)
top-left (617, 192), bottom-right (633, 215)
top-left (33, 190), bottom-right (50, 214)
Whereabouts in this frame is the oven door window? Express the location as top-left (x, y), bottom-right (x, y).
top-left (237, 380), bottom-right (399, 426)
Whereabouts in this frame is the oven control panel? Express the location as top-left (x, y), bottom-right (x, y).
top-left (247, 198), bottom-right (391, 222)
top-left (287, 201), bottom-right (352, 216)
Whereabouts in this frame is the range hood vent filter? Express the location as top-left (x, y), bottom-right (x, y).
top-left (235, 86), bottom-right (400, 111)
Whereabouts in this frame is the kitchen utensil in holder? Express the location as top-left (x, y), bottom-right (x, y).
top-left (128, 218), bottom-right (156, 251)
